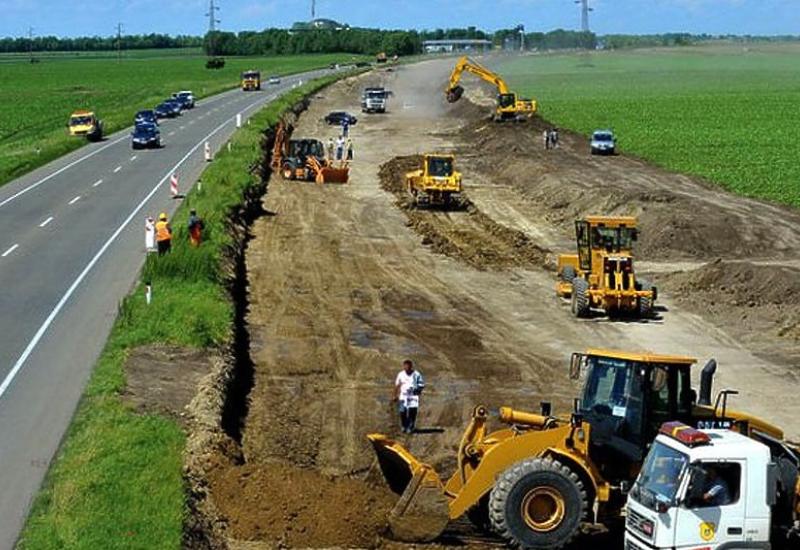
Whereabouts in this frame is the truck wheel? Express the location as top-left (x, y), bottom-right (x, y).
top-left (638, 280), bottom-right (654, 318)
top-left (571, 278), bottom-right (590, 318)
top-left (560, 265), bottom-right (576, 284)
top-left (489, 457), bottom-right (586, 550)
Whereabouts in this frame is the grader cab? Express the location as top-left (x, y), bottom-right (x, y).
top-left (368, 349), bottom-right (788, 549)
top-left (405, 154), bottom-right (462, 208)
top-left (556, 216), bottom-right (656, 318)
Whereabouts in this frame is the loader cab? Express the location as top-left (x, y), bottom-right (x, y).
top-left (575, 216), bottom-right (638, 273)
top-left (287, 139), bottom-right (324, 162)
top-left (497, 93), bottom-right (517, 109)
top-left (572, 350), bottom-right (696, 478)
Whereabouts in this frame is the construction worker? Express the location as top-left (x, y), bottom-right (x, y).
top-left (326, 137), bottom-right (334, 162)
top-left (393, 359), bottom-right (425, 434)
top-left (335, 135), bottom-right (345, 162)
top-left (551, 128), bottom-right (560, 148)
top-left (188, 209), bottom-right (204, 247)
top-left (342, 117), bottom-right (350, 137)
top-left (346, 138), bottom-right (354, 162)
top-left (155, 212), bottom-right (172, 255)
top-left (543, 128), bottom-right (550, 150)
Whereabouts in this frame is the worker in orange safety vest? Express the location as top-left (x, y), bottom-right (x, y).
top-left (155, 212), bottom-right (172, 255)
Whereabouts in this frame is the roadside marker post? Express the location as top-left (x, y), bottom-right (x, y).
top-left (236, 113), bottom-right (242, 128)
top-left (204, 141), bottom-right (212, 162)
top-left (170, 173), bottom-right (184, 199)
top-left (145, 282), bottom-right (152, 305)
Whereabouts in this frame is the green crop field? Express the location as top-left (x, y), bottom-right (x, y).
top-left (497, 43), bottom-right (800, 207)
top-left (0, 51), bottom-right (359, 186)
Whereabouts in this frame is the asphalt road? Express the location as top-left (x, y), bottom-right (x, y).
top-left (0, 66), bottom-right (339, 549)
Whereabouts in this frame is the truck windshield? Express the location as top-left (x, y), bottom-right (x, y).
top-left (590, 226), bottom-right (636, 251)
top-left (632, 440), bottom-right (688, 509)
top-left (70, 116), bottom-right (92, 126)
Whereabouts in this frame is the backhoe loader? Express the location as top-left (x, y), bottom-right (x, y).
top-left (369, 349), bottom-right (792, 549)
top-left (446, 56), bottom-right (537, 122)
top-left (556, 216), bottom-right (656, 318)
top-left (406, 154), bottom-right (462, 208)
top-left (270, 120), bottom-right (349, 184)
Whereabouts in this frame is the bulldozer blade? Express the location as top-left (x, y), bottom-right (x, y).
top-left (367, 433), bottom-right (450, 542)
top-left (315, 167), bottom-right (349, 184)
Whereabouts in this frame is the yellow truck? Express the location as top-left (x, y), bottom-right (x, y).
top-left (240, 70), bottom-right (261, 91)
top-left (405, 154), bottom-right (462, 208)
top-left (68, 110), bottom-right (103, 142)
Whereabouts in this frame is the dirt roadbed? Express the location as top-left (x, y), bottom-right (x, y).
top-left (193, 59), bottom-right (800, 548)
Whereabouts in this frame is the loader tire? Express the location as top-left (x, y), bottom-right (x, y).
top-left (571, 278), bottom-right (590, 318)
top-left (489, 457), bottom-right (586, 550)
top-left (560, 265), bottom-right (576, 284)
top-left (638, 280), bottom-right (654, 318)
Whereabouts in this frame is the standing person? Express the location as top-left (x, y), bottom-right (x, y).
top-left (145, 216), bottom-right (156, 253)
top-left (326, 137), bottom-right (335, 162)
top-left (393, 359), bottom-right (425, 434)
top-left (346, 138), bottom-right (354, 162)
top-left (188, 209), bottom-right (205, 247)
top-left (543, 128), bottom-right (550, 150)
top-left (155, 212), bottom-right (172, 255)
top-left (342, 117), bottom-right (350, 137)
top-left (552, 128), bottom-right (560, 148)
top-left (335, 135), bottom-right (345, 162)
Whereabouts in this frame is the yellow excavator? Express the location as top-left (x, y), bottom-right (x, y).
top-left (446, 56), bottom-right (537, 122)
top-left (368, 349), bottom-right (798, 548)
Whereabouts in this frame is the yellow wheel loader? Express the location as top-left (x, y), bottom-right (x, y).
top-left (406, 154), bottom-right (462, 208)
top-left (368, 349), bottom-right (791, 549)
top-left (446, 56), bottom-right (537, 122)
top-left (556, 216), bottom-right (656, 318)
top-left (68, 110), bottom-right (103, 142)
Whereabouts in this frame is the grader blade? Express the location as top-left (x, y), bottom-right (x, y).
top-left (367, 434), bottom-right (450, 542)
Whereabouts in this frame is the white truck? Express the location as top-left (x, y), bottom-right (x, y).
top-left (626, 421), bottom-right (800, 550)
top-left (361, 87), bottom-right (389, 113)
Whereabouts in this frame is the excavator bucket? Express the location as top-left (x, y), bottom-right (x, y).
top-left (314, 166), bottom-right (349, 184)
top-left (367, 434), bottom-right (450, 542)
top-left (446, 85), bottom-right (464, 103)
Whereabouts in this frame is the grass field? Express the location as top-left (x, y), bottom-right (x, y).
top-left (498, 43), bottom-right (800, 207)
top-left (0, 52), bottom-right (359, 186)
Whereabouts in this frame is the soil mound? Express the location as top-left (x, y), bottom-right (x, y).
top-left (208, 460), bottom-right (394, 548)
top-left (379, 155), bottom-right (549, 271)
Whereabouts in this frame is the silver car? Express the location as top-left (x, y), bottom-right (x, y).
top-left (591, 130), bottom-right (616, 155)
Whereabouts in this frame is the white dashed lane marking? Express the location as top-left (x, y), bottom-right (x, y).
top-left (39, 217), bottom-right (54, 228)
top-left (113, 166), bottom-right (122, 173)
top-left (1, 244), bottom-right (19, 257)
top-left (130, 155), bottom-right (137, 161)
top-left (68, 196), bottom-right (81, 205)
top-left (93, 179), bottom-right (103, 187)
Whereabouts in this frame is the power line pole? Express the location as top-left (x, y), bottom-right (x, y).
top-left (574, 0), bottom-right (593, 33)
top-left (28, 26), bottom-right (34, 63)
top-left (116, 22), bottom-right (123, 62)
top-left (311, 0), bottom-right (316, 19)
top-left (206, 0), bottom-right (220, 56)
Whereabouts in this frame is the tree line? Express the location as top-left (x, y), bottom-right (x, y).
top-left (0, 33), bottom-right (202, 53)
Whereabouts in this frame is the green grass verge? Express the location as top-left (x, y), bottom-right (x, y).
top-left (18, 72), bottom-right (345, 550)
top-left (0, 52), bottom-right (364, 188)
top-left (497, 43), bottom-right (800, 207)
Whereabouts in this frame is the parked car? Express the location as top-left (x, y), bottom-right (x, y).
top-left (155, 102), bottom-right (177, 119)
top-left (135, 109), bottom-right (158, 126)
top-left (173, 90), bottom-right (195, 109)
top-left (131, 123), bottom-right (161, 149)
top-left (267, 75), bottom-right (281, 85)
top-left (590, 129), bottom-right (616, 155)
top-left (324, 111), bottom-right (358, 126)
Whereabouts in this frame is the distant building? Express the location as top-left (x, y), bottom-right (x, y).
top-left (422, 39), bottom-right (493, 53)
top-left (291, 18), bottom-right (349, 31)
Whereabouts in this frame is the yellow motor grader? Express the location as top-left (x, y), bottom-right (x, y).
top-left (406, 154), bottom-right (462, 208)
top-left (556, 216), bottom-right (656, 318)
top-left (369, 349), bottom-right (797, 549)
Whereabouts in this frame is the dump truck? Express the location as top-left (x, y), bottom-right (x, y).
top-left (241, 70), bottom-right (261, 91)
top-left (556, 216), bottom-right (656, 318)
top-left (406, 154), bottom-right (462, 207)
top-left (361, 87), bottom-right (389, 113)
top-left (68, 110), bottom-right (103, 141)
top-left (369, 349), bottom-right (790, 549)
top-left (270, 121), bottom-right (349, 184)
top-left (626, 422), bottom-right (800, 550)
top-left (446, 56), bottom-right (537, 122)
top-left (376, 52), bottom-right (388, 63)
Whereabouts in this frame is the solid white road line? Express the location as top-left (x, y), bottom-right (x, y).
top-left (68, 196), bottom-right (81, 205)
top-left (0, 135), bottom-right (128, 210)
top-left (1, 244), bottom-right (19, 257)
top-left (93, 179), bottom-right (103, 187)
top-left (113, 166), bottom-right (122, 173)
top-left (39, 217), bottom-right (54, 228)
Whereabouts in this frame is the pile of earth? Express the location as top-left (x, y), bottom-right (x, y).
top-left (379, 155), bottom-right (549, 271)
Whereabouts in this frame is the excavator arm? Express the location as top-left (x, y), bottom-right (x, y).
top-left (446, 56), bottom-right (511, 103)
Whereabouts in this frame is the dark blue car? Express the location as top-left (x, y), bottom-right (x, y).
top-left (135, 109), bottom-right (158, 126)
top-left (164, 99), bottom-right (182, 117)
top-left (131, 123), bottom-right (161, 149)
top-left (155, 102), bottom-right (177, 119)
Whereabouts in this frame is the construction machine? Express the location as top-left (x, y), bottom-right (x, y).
top-left (556, 216), bottom-right (656, 318)
top-left (446, 56), bottom-right (537, 122)
top-left (241, 70), bottom-right (261, 91)
top-left (270, 121), bottom-right (349, 184)
top-left (68, 110), bottom-right (103, 141)
top-left (406, 154), bottom-right (462, 208)
top-left (369, 349), bottom-right (791, 549)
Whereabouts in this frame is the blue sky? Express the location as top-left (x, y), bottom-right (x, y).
top-left (1, 0), bottom-right (799, 38)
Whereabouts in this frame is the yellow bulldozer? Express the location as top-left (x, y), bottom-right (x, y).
top-left (68, 110), bottom-right (103, 142)
top-left (270, 121), bottom-right (349, 184)
top-left (369, 349), bottom-right (798, 549)
top-left (556, 216), bottom-right (656, 318)
top-left (446, 56), bottom-right (537, 122)
top-left (406, 154), bottom-right (462, 208)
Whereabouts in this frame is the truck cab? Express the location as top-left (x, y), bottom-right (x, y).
top-left (241, 70), bottom-right (261, 91)
top-left (626, 423), bottom-right (797, 550)
top-left (361, 87), bottom-right (388, 113)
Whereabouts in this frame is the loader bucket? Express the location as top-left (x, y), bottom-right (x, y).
top-left (367, 434), bottom-right (450, 542)
top-left (315, 166), bottom-right (349, 184)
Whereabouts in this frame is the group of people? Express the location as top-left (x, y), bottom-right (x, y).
top-left (145, 209), bottom-right (205, 255)
top-left (326, 135), bottom-right (354, 164)
top-left (543, 127), bottom-right (560, 150)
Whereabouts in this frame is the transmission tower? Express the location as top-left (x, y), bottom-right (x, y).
top-left (206, 0), bottom-right (220, 33)
top-left (574, 0), bottom-right (593, 32)
top-left (311, 0), bottom-right (316, 19)
top-left (116, 22), bottom-right (123, 62)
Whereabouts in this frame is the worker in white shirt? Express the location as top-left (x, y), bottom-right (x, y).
top-left (393, 359), bottom-right (425, 434)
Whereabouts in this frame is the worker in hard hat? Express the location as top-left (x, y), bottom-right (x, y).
top-left (155, 213), bottom-right (172, 255)
top-left (188, 209), bottom-right (204, 247)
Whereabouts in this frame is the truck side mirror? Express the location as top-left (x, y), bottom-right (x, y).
top-left (569, 353), bottom-right (584, 380)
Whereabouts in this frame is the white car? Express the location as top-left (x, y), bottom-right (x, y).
top-left (267, 76), bottom-right (281, 85)
top-left (590, 129), bottom-right (616, 155)
top-left (173, 90), bottom-right (195, 109)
